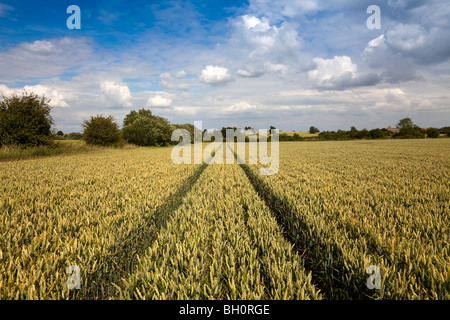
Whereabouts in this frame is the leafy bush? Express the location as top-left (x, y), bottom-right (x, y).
top-left (369, 128), bottom-right (385, 139)
top-left (171, 123), bottom-right (197, 144)
top-left (65, 132), bottom-right (83, 140)
top-left (396, 117), bottom-right (414, 129)
top-left (309, 126), bottom-right (320, 134)
top-left (394, 125), bottom-right (425, 139)
top-left (439, 126), bottom-right (450, 136)
top-left (122, 108), bottom-right (172, 146)
top-left (393, 118), bottom-right (425, 139)
top-left (426, 127), bottom-right (440, 138)
top-left (0, 91), bottom-right (54, 147)
top-left (82, 115), bottom-right (123, 146)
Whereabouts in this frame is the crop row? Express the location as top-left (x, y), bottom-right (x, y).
top-left (118, 146), bottom-right (321, 299)
top-left (245, 139), bottom-right (449, 299)
top-left (0, 147), bottom-right (200, 299)
top-left (2, 139), bottom-right (448, 300)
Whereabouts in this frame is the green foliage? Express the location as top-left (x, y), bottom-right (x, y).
top-left (64, 132), bottom-right (83, 140)
top-left (439, 126), bottom-right (450, 136)
top-left (122, 108), bottom-right (172, 146)
top-left (317, 118), bottom-right (439, 141)
top-left (369, 128), bottom-right (385, 139)
top-left (318, 127), bottom-right (389, 141)
top-left (82, 115), bottom-right (122, 146)
top-left (394, 125), bottom-right (425, 139)
top-left (57, 130), bottom-right (64, 136)
top-left (391, 117), bottom-right (424, 139)
top-left (396, 117), bottom-right (414, 129)
top-left (123, 108), bottom-right (153, 127)
top-left (221, 126), bottom-right (238, 138)
top-left (292, 133), bottom-right (302, 141)
top-left (0, 91), bottom-right (54, 147)
top-left (53, 132), bottom-right (83, 141)
top-left (426, 127), bottom-right (440, 138)
top-left (279, 133), bottom-right (303, 141)
top-left (0, 140), bottom-right (96, 161)
top-left (171, 123), bottom-right (197, 144)
top-left (309, 126), bottom-right (320, 134)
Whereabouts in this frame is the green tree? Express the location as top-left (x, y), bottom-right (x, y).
top-left (395, 125), bottom-right (425, 139)
top-left (369, 128), bottom-right (385, 139)
top-left (221, 127), bottom-right (238, 139)
top-left (57, 130), bottom-right (64, 136)
top-left (123, 108), bottom-right (153, 127)
top-left (0, 91), bottom-right (54, 147)
top-left (426, 127), bottom-right (440, 138)
top-left (439, 126), bottom-right (450, 136)
top-left (356, 129), bottom-right (369, 139)
top-left (122, 108), bottom-right (172, 146)
top-left (309, 126), bottom-right (320, 134)
top-left (292, 133), bottom-right (302, 141)
top-left (396, 117), bottom-right (414, 129)
top-left (82, 115), bottom-right (122, 146)
top-left (394, 118), bottom-right (424, 139)
top-left (349, 126), bottom-right (358, 139)
top-left (171, 123), bottom-right (200, 144)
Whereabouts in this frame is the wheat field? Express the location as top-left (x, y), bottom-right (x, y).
top-left (1, 139), bottom-right (449, 299)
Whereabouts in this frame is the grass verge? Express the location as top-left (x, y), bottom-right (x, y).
top-left (0, 140), bottom-right (134, 161)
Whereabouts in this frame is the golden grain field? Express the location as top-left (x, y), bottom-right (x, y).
top-left (0, 139), bottom-right (449, 299)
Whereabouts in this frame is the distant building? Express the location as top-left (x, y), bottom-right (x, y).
top-left (382, 128), bottom-right (400, 133)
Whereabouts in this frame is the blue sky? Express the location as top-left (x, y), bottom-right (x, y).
top-left (0, 0), bottom-right (449, 132)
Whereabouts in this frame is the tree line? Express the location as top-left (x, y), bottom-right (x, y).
top-left (0, 91), bottom-right (195, 148)
top-left (316, 118), bottom-right (448, 141)
top-left (1, 91), bottom-right (449, 148)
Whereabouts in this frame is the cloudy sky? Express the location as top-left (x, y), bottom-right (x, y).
top-left (0, 0), bottom-right (449, 132)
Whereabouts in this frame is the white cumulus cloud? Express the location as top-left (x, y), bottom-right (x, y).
top-left (226, 101), bottom-right (258, 113)
top-left (0, 84), bottom-right (69, 108)
top-left (308, 56), bottom-right (380, 90)
top-left (147, 94), bottom-right (173, 107)
top-left (24, 85), bottom-right (70, 108)
top-left (100, 81), bottom-right (132, 108)
top-left (199, 65), bottom-right (232, 85)
top-left (0, 37), bottom-right (94, 82)
top-left (230, 15), bottom-right (302, 77)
